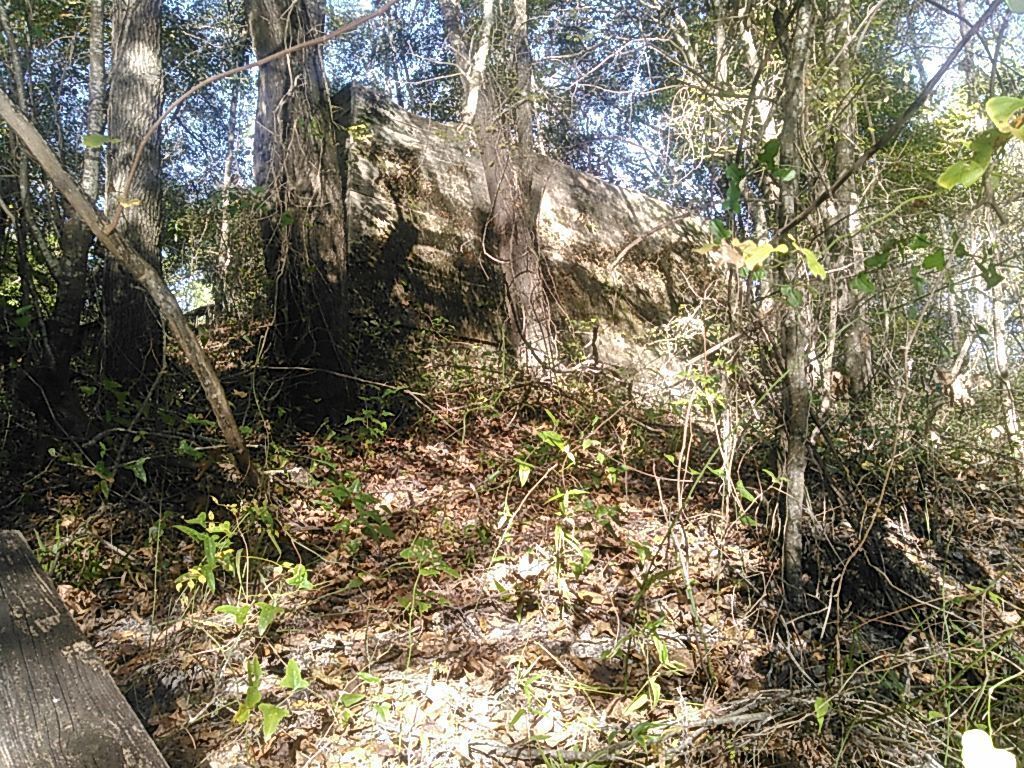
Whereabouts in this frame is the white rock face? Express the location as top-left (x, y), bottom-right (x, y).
top-left (336, 84), bottom-right (722, 401)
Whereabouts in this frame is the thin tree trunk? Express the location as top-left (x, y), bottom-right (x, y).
top-left (104, 0), bottom-right (164, 384)
top-left (44, 0), bottom-right (106, 430)
top-left (991, 280), bottom-right (1024, 469)
top-left (214, 40), bottom-right (246, 319)
top-left (776, 0), bottom-right (814, 602)
top-left (833, 0), bottom-right (870, 400)
top-left (438, 0), bottom-right (491, 125)
top-left (471, 0), bottom-right (556, 373)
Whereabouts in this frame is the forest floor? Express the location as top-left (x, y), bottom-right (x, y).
top-left (3, 326), bottom-right (1024, 768)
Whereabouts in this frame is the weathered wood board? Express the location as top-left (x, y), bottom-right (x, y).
top-left (0, 529), bottom-right (168, 768)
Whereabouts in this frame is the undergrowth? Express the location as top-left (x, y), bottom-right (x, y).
top-left (1, 320), bottom-right (1022, 767)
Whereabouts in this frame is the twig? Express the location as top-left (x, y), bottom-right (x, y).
top-left (778, 0), bottom-right (1004, 238)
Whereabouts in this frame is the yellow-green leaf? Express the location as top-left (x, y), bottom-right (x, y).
top-left (742, 240), bottom-right (777, 271)
top-left (799, 247), bottom-right (826, 279)
top-left (937, 160), bottom-right (985, 190)
top-left (623, 692), bottom-right (649, 716)
top-left (259, 703), bottom-right (290, 741)
top-left (814, 696), bottom-right (830, 732)
top-left (281, 659), bottom-right (309, 691)
top-left (82, 133), bottom-right (120, 148)
top-left (986, 96), bottom-right (1024, 136)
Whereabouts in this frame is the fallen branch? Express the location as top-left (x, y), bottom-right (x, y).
top-left (0, 89), bottom-right (259, 487)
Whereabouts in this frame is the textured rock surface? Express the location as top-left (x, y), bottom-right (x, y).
top-left (335, 84), bottom-right (715, 393)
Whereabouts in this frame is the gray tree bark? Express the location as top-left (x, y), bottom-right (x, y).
top-left (214, 33), bottom-right (247, 320)
top-left (104, 0), bottom-right (164, 384)
top-left (451, 0), bottom-right (557, 373)
top-left (45, 0), bottom-right (106, 430)
top-left (833, 0), bottom-right (871, 400)
top-left (775, 0), bottom-right (815, 602)
top-left (249, 0), bottom-right (354, 418)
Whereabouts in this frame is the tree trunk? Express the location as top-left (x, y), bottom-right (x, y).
top-left (832, 0), bottom-right (870, 400)
top-left (470, 0), bottom-right (556, 373)
top-left (214, 37), bottom-right (246, 319)
top-left (775, 0), bottom-right (814, 602)
top-left (249, 0), bottom-right (354, 420)
top-left (991, 279), bottom-right (1024, 470)
top-left (104, 0), bottom-right (164, 384)
top-left (44, 0), bottom-right (106, 431)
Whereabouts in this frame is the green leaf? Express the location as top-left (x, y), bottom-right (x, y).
top-left (938, 160), bottom-right (985, 189)
top-left (724, 163), bottom-right (744, 214)
top-left (907, 233), bottom-right (931, 249)
top-left (921, 249), bottom-right (945, 270)
top-left (777, 167), bottom-right (797, 182)
top-left (814, 696), bottom-right (830, 732)
top-left (851, 272), bottom-right (876, 294)
top-left (339, 693), bottom-right (365, 707)
top-left (177, 439), bottom-right (204, 460)
top-left (780, 285), bottom-right (803, 307)
top-left (280, 211), bottom-right (295, 226)
top-left (986, 95), bottom-right (1024, 134)
top-left (233, 703), bottom-right (253, 724)
top-left (756, 138), bottom-right (780, 167)
top-left (256, 601), bottom-right (282, 636)
top-left (124, 457), bottom-right (148, 483)
top-left (243, 658), bottom-right (263, 708)
top-left (82, 133), bottom-right (120, 148)
top-left (516, 459), bottom-right (532, 487)
top-left (281, 659), bottom-right (310, 691)
top-left (736, 480), bottom-right (756, 502)
top-left (968, 129), bottom-right (999, 166)
top-left (259, 703), bottom-right (290, 741)
top-left (864, 251), bottom-right (889, 269)
top-left (709, 219), bottom-right (731, 241)
top-left (286, 564), bottom-right (313, 590)
top-left (215, 603), bottom-right (250, 627)
top-left (623, 692), bottom-right (649, 716)
top-left (978, 261), bottom-right (1004, 289)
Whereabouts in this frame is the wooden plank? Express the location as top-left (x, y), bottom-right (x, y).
top-left (0, 529), bottom-right (169, 768)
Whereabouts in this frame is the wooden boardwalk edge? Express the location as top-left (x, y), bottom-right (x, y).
top-left (0, 529), bottom-right (169, 768)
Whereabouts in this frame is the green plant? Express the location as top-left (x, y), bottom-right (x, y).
top-left (173, 510), bottom-right (237, 601)
top-left (233, 656), bottom-right (311, 741)
top-left (35, 518), bottom-right (107, 586)
top-left (398, 537), bottom-right (459, 665)
top-left (326, 473), bottom-right (394, 553)
top-left (344, 388), bottom-right (398, 448)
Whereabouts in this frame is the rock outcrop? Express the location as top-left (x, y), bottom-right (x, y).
top-left (335, 84), bottom-right (718, 396)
